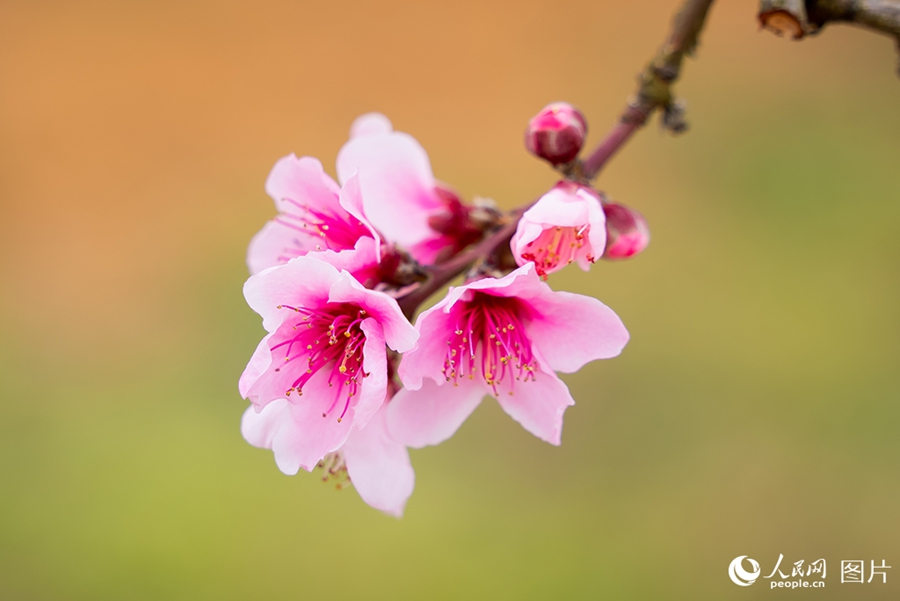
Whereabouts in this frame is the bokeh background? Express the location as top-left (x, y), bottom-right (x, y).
top-left (2, 0), bottom-right (899, 599)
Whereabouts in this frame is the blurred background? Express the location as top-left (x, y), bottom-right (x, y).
top-left (2, 0), bottom-right (899, 599)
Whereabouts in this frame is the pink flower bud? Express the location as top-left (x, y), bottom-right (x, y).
top-left (524, 102), bottom-right (587, 165)
top-left (603, 203), bottom-right (650, 260)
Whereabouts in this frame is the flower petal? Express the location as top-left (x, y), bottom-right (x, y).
top-left (387, 377), bottom-right (485, 449)
top-left (306, 236), bottom-right (380, 281)
top-left (342, 407), bottom-right (415, 517)
top-left (240, 400), bottom-right (289, 449)
top-left (337, 173), bottom-right (381, 262)
top-left (238, 334), bottom-right (277, 403)
top-left (583, 194), bottom-right (607, 265)
top-left (269, 371), bottom-right (356, 473)
top-left (352, 318), bottom-right (389, 429)
top-left (520, 186), bottom-right (591, 229)
top-left (335, 132), bottom-right (442, 249)
top-left (246, 220), bottom-right (302, 276)
top-left (243, 256), bottom-right (338, 332)
top-left (396, 297), bottom-right (457, 390)
top-left (526, 289), bottom-right (629, 373)
top-left (443, 262), bottom-right (538, 309)
top-left (494, 366), bottom-right (574, 446)
top-left (327, 272), bottom-right (418, 353)
top-left (265, 155), bottom-right (341, 215)
top-left (349, 113), bottom-right (393, 138)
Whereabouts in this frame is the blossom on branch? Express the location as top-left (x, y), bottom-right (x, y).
top-left (247, 156), bottom-right (381, 276)
top-left (239, 256), bottom-right (418, 471)
top-left (239, 107), bottom-right (644, 515)
top-left (388, 263), bottom-right (629, 447)
top-left (511, 181), bottom-right (607, 278)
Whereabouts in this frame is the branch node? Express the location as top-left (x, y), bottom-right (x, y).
top-left (662, 100), bottom-right (689, 134)
top-left (759, 0), bottom-right (809, 39)
top-left (580, 0), bottom-right (716, 179)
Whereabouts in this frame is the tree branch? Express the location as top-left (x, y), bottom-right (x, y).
top-left (397, 208), bottom-right (527, 320)
top-left (759, 0), bottom-right (809, 39)
top-left (580, 0), bottom-right (717, 180)
top-left (397, 1), bottom-right (719, 317)
top-left (759, 0), bottom-right (900, 74)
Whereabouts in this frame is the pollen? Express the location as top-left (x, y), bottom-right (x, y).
top-left (271, 302), bottom-right (369, 422)
top-left (443, 293), bottom-right (537, 396)
top-left (521, 223), bottom-right (591, 278)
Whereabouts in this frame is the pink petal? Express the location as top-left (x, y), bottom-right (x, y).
top-left (337, 173), bottom-right (381, 262)
top-left (270, 371), bottom-right (356, 473)
top-left (525, 289), bottom-right (629, 373)
top-left (238, 334), bottom-right (277, 402)
top-left (349, 113), bottom-right (393, 138)
top-left (494, 365), bottom-right (574, 446)
top-left (396, 298), bottom-right (457, 390)
top-left (443, 263), bottom-right (538, 308)
top-left (351, 318), bottom-right (389, 429)
top-left (335, 132), bottom-right (441, 249)
top-left (265, 155), bottom-right (341, 215)
top-left (387, 377), bottom-right (485, 449)
top-left (246, 220), bottom-right (302, 276)
top-left (240, 391), bottom-right (353, 474)
top-left (342, 406), bottom-right (415, 517)
top-left (241, 400), bottom-right (288, 449)
top-left (242, 256), bottom-right (338, 332)
top-left (327, 272), bottom-right (419, 353)
top-left (520, 186), bottom-right (591, 229)
top-left (306, 236), bottom-right (379, 277)
top-left (583, 194), bottom-right (607, 265)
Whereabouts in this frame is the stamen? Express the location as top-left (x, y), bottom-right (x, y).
top-left (317, 451), bottom-right (352, 489)
top-left (521, 223), bottom-right (590, 278)
top-left (271, 197), bottom-right (373, 263)
top-left (443, 294), bottom-right (537, 396)
top-left (272, 304), bottom-right (368, 421)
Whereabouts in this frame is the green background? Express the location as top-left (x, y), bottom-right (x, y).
top-left (1, 0), bottom-right (898, 598)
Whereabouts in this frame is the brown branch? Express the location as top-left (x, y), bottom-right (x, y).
top-left (397, 208), bottom-right (528, 320)
top-left (580, 0), bottom-right (717, 180)
top-left (759, 0), bottom-right (809, 38)
top-left (397, 1), bottom-right (719, 317)
top-left (759, 0), bottom-right (900, 74)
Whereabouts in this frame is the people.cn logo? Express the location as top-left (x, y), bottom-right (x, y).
top-left (729, 556), bottom-right (761, 586)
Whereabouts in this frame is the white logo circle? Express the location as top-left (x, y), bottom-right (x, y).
top-left (728, 556), bottom-right (760, 586)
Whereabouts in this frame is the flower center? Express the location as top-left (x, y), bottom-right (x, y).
top-left (271, 303), bottom-right (369, 421)
top-left (520, 224), bottom-right (593, 278)
top-left (443, 294), bottom-right (537, 396)
top-left (275, 197), bottom-right (372, 260)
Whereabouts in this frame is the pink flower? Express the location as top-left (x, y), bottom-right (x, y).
top-left (239, 256), bottom-right (418, 470)
top-left (388, 262), bottom-right (629, 447)
top-left (247, 154), bottom-right (381, 276)
top-left (510, 182), bottom-right (607, 278)
top-left (242, 401), bottom-right (415, 517)
top-left (250, 113), bottom-right (468, 273)
top-left (336, 114), bottom-right (461, 264)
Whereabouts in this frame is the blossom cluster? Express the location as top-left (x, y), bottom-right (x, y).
top-left (239, 106), bottom-right (648, 516)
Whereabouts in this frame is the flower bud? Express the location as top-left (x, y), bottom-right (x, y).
top-left (524, 102), bottom-right (587, 165)
top-left (603, 203), bottom-right (650, 259)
